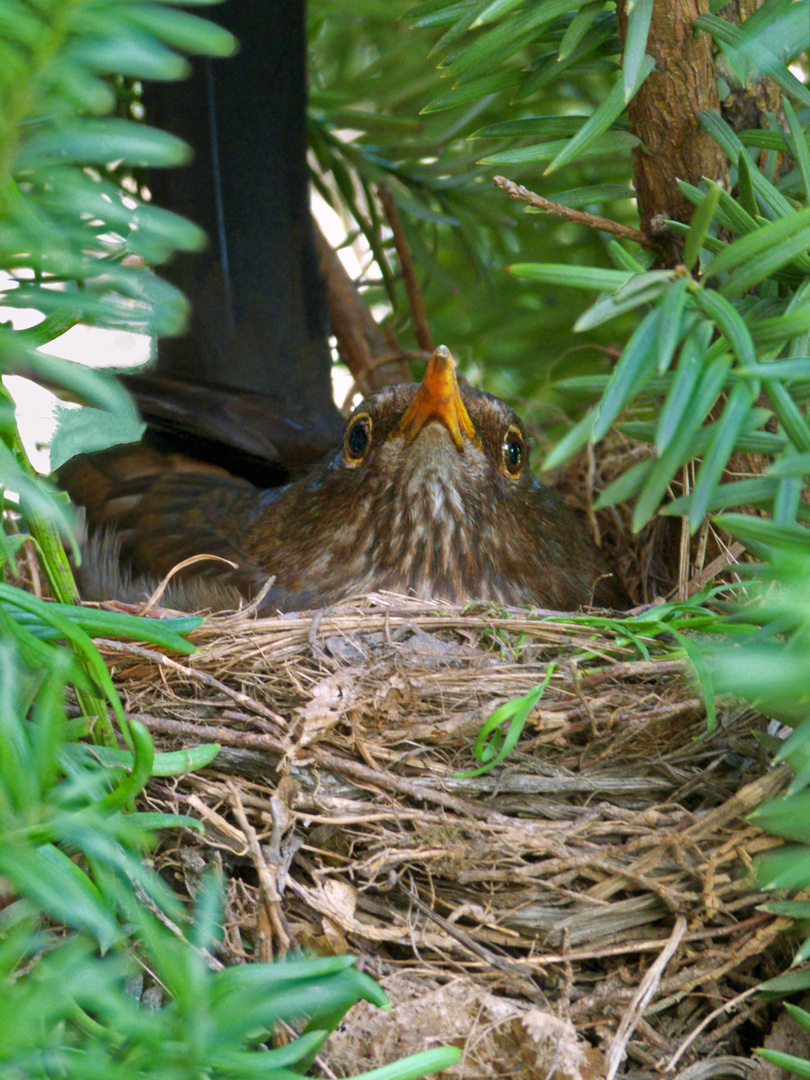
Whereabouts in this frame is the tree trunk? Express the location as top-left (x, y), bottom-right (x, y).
top-left (616, 0), bottom-right (729, 263)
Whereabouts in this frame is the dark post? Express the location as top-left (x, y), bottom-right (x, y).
top-left (143, 0), bottom-right (336, 414)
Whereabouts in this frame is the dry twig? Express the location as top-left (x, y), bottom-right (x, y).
top-left (494, 175), bottom-right (656, 249)
top-left (377, 183), bottom-right (434, 353)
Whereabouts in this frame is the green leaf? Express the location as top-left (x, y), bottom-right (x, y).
top-left (665, 219), bottom-right (725, 255)
top-left (49, 405), bottom-right (145, 473)
top-left (756, 845), bottom-right (810, 892)
top-left (351, 1047), bottom-right (464, 1078)
top-left (441, 0), bottom-right (575, 81)
top-left (542, 408), bottom-right (597, 471)
top-left (0, 844), bottom-right (119, 949)
top-left (722, 224), bottom-right (810, 297)
top-left (558, 2), bottom-right (604, 61)
top-left (655, 277), bottom-right (690, 374)
top-left (761, 901), bottom-right (810, 920)
top-left (419, 69), bottom-right (521, 111)
top-left (693, 288), bottom-right (757, 368)
top-left (5, 600), bottom-right (201, 655)
top-left (698, 110), bottom-right (796, 219)
top-left (545, 59), bottom-right (654, 174)
top-left (760, 970), bottom-right (810, 994)
top-left (554, 374), bottom-right (611, 395)
top-left (471, 115), bottom-right (592, 139)
top-left (736, 148), bottom-right (759, 219)
top-left (592, 308), bottom-right (660, 440)
top-left (784, 1004), bottom-right (810, 1034)
top-left (660, 476), bottom-right (779, 516)
top-left (606, 239), bottom-right (646, 273)
top-left (715, 513), bottom-right (810, 555)
top-left (574, 271), bottom-right (674, 332)
top-left (688, 381), bottom-right (758, 532)
top-left (0, 583), bottom-right (131, 747)
top-left (783, 98), bottom-right (810, 200)
top-left (515, 18), bottom-right (617, 98)
top-left (1, 338), bottom-right (139, 420)
top-left (70, 742), bottom-right (221, 778)
top-left (757, 1049), bottom-right (810, 1078)
top-left (479, 130), bottom-right (639, 166)
top-left (632, 355), bottom-right (731, 531)
top-left (507, 263), bottom-right (634, 290)
top-left (693, 13), bottom-right (810, 107)
top-left (767, 451), bottom-right (810, 478)
top-left (683, 181), bottom-right (722, 271)
top-left (753, 307), bottom-right (810, 349)
top-left (97, 720), bottom-right (154, 810)
top-left (704, 206), bottom-right (810, 284)
top-left (622, 0), bottom-right (654, 101)
top-left (736, 358), bottom-right (810, 382)
top-left (69, 29), bottom-right (190, 82)
top-left (764, 380), bottom-right (810, 454)
top-left (123, 4), bottom-right (238, 57)
top-left (548, 183), bottom-right (635, 208)
top-left (751, 792), bottom-right (810, 844)
top-left (593, 457), bottom-right (653, 510)
top-left (471, 0), bottom-right (526, 26)
top-left (407, 0), bottom-right (476, 26)
top-left (18, 118), bottom-right (192, 168)
top-left (427, 0), bottom-right (487, 49)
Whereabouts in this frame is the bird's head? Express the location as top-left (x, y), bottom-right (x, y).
top-left (338, 345), bottom-right (531, 501)
top-left (264, 345), bottom-right (628, 609)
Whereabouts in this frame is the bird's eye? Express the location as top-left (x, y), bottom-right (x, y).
top-left (502, 426), bottom-right (525, 477)
top-left (344, 414), bottom-right (372, 464)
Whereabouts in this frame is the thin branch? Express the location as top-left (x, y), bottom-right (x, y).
top-left (312, 221), bottom-right (410, 394)
top-left (494, 175), bottom-right (656, 250)
top-left (93, 639), bottom-right (286, 728)
top-left (228, 783), bottom-right (291, 960)
top-left (666, 985), bottom-right (759, 1073)
top-left (605, 915), bottom-right (687, 1080)
top-left (377, 183), bottom-right (434, 353)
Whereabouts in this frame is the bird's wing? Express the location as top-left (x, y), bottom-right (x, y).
top-left (122, 373), bottom-right (344, 486)
top-left (58, 443), bottom-right (270, 601)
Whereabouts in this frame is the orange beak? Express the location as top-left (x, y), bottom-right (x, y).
top-left (394, 345), bottom-right (479, 451)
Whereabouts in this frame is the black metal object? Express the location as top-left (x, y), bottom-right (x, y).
top-left (135, 0), bottom-right (341, 482)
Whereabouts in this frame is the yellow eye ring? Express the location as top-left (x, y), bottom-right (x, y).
top-left (344, 413), bottom-right (372, 465)
top-left (502, 425), bottom-right (525, 478)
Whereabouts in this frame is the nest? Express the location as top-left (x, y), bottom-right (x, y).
top-left (94, 592), bottom-right (799, 1080)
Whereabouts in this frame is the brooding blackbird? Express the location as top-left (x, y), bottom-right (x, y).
top-left (60, 347), bottom-right (630, 612)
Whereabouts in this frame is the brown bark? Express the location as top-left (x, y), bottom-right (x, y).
top-left (616, 0), bottom-right (729, 262)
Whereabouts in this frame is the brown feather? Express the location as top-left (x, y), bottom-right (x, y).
top-left (60, 351), bottom-right (630, 613)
